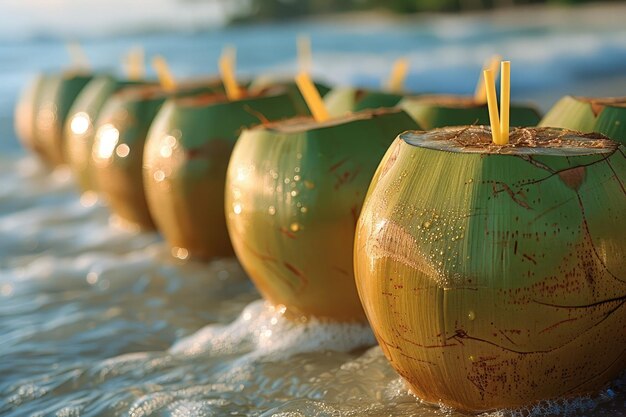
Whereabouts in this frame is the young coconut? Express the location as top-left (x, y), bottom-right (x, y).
top-left (247, 34), bottom-right (331, 113)
top-left (324, 88), bottom-right (404, 117)
top-left (143, 88), bottom-right (305, 260)
top-left (354, 125), bottom-right (625, 411)
top-left (65, 75), bottom-right (154, 193)
top-left (15, 43), bottom-right (94, 166)
top-left (323, 58), bottom-right (409, 117)
top-left (92, 75), bottom-right (219, 231)
top-left (400, 56), bottom-right (539, 129)
top-left (17, 71), bottom-right (93, 166)
top-left (225, 73), bottom-right (420, 320)
top-left (249, 76), bottom-right (331, 116)
top-left (399, 94), bottom-right (541, 129)
top-left (539, 96), bottom-right (626, 145)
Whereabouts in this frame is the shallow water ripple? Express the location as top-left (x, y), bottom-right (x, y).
top-left (0, 156), bottom-right (624, 417)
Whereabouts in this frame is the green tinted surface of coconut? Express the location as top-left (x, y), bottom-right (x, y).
top-left (354, 126), bottom-right (625, 411)
top-left (400, 95), bottom-right (541, 129)
top-left (225, 109), bottom-right (420, 321)
top-left (540, 96), bottom-right (626, 145)
top-left (594, 103), bottom-right (626, 144)
top-left (65, 75), bottom-right (150, 193)
top-left (143, 89), bottom-right (303, 260)
top-left (92, 83), bottom-right (218, 231)
top-left (21, 71), bottom-right (93, 166)
top-left (324, 87), bottom-right (403, 117)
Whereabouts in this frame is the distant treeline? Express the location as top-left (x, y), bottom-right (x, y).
top-left (222, 0), bottom-right (611, 23)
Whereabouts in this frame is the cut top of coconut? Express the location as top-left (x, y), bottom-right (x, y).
top-left (258, 108), bottom-right (404, 134)
top-left (401, 126), bottom-right (618, 156)
top-left (113, 77), bottom-right (220, 101)
top-left (114, 84), bottom-right (175, 101)
top-left (172, 85), bottom-right (288, 108)
top-left (175, 92), bottom-right (230, 106)
top-left (574, 96), bottom-right (626, 114)
top-left (574, 96), bottom-right (626, 105)
top-left (60, 69), bottom-right (93, 79)
top-left (403, 95), bottom-right (483, 108)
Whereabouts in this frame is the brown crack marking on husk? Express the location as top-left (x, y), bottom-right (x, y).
top-left (228, 227), bottom-right (300, 293)
top-left (575, 192), bottom-right (626, 285)
top-left (282, 261), bottom-right (309, 291)
top-left (606, 159), bottom-right (626, 197)
top-left (514, 148), bottom-right (619, 188)
top-left (558, 166), bottom-right (586, 190)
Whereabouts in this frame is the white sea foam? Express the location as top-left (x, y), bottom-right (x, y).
top-left (170, 300), bottom-right (376, 359)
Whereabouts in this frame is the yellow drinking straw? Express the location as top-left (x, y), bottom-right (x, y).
top-left (386, 58), bottom-right (409, 93)
top-left (474, 55), bottom-right (502, 103)
top-left (297, 34), bottom-right (312, 74)
top-left (500, 61), bottom-right (511, 144)
top-left (125, 46), bottom-right (145, 81)
top-left (295, 71), bottom-right (330, 122)
top-left (151, 55), bottom-right (177, 92)
top-left (219, 46), bottom-right (243, 101)
top-left (483, 68), bottom-right (502, 144)
top-left (66, 42), bottom-right (90, 70)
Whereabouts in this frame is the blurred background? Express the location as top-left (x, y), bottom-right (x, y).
top-left (2, 0), bottom-right (626, 156)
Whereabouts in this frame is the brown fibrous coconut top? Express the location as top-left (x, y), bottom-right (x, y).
top-left (404, 94), bottom-right (483, 108)
top-left (401, 126), bottom-right (618, 156)
top-left (258, 108), bottom-right (403, 134)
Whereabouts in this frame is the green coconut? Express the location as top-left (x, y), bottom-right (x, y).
top-left (143, 88), bottom-right (305, 260)
top-left (324, 86), bottom-right (403, 117)
top-left (400, 95), bottom-right (541, 129)
top-left (539, 96), bottom-right (626, 145)
top-left (249, 75), bottom-right (331, 115)
top-left (64, 75), bottom-right (151, 193)
top-left (354, 125), bottom-right (625, 411)
top-left (224, 109), bottom-right (420, 321)
top-left (594, 103), bottom-right (626, 144)
top-left (92, 82), bottom-right (218, 231)
top-left (16, 71), bottom-right (93, 166)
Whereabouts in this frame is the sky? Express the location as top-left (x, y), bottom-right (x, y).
top-left (0, 0), bottom-right (229, 38)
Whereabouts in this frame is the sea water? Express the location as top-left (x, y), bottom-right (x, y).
top-left (1, 8), bottom-right (625, 416)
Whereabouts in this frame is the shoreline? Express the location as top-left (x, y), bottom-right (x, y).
top-left (4, 2), bottom-right (626, 41)
top-left (260, 2), bottom-right (626, 30)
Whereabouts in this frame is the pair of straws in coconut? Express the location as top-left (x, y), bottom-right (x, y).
top-left (482, 59), bottom-right (511, 145)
